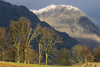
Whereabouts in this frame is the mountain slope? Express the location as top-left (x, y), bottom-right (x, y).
top-left (0, 1), bottom-right (79, 49)
top-left (0, 0), bottom-right (40, 28)
top-left (31, 4), bottom-right (100, 49)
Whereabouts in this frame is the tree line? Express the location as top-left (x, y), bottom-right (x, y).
top-left (0, 17), bottom-right (62, 65)
top-left (0, 17), bottom-right (100, 66)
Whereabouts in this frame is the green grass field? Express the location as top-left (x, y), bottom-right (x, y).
top-left (0, 61), bottom-right (81, 67)
top-left (0, 61), bottom-right (100, 67)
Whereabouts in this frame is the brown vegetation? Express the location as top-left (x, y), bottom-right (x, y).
top-left (0, 17), bottom-right (100, 66)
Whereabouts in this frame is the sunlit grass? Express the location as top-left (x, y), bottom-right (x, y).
top-left (0, 61), bottom-right (81, 67)
top-left (1, 61), bottom-right (100, 67)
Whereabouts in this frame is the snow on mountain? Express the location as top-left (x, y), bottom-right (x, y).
top-left (30, 4), bottom-right (79, 14)
top-left (57, 5), bottom-right (79, 10)
top-left (30, 4), bottom-right (57, 14)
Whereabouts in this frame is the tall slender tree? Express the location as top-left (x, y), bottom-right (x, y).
top-left (39, 27), bottom-right (62, 65)
top-left (22, 23), bottom-right (41, 64)
top-left (36, 39), bottom-right (43, 65)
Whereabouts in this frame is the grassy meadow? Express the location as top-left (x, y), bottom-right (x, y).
top-left (0, 61), bottom-right (83, 67)
top-left (1, 61), bottom-right (100, 67)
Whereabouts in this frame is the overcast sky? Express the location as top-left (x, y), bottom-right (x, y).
top-left (4, 0), bottom-right (100, 20)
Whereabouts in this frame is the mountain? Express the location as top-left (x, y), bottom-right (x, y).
top-left (31, 4), bottom-right (100, 49)
top-left (0, 0), bottom-right (40, 28)
top-left (0, 0), bottom-right (80, 49)
top-left (86, 15), bottom-right (100, 30)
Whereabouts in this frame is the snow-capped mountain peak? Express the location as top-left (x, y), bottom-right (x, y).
top-left (48, 4), bottom-right (57, 8)
top-left (30, 4), bottom-right (79, 14)
top-left (30, 4), bottom-right (57, 14)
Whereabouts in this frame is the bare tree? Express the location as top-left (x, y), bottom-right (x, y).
top-left (55, 48), bottom-right (72, 66)
top-left (22, 23), bottom-right (41, 64)
top-left (7, 17), bottom-right (41, 63)
top-left (81, 46), bottom-right (91, 63)
top-left (39, 27), bottom-right (62, 65)
top-left (71, 44), bottom-right (84, 63)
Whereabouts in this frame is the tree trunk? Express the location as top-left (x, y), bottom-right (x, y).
top-left (2, 47), bottom-right (4, 61)
top-left (28, 59), bottom-right (29, 64)
top-left (2, 45), bottom-right (4, 61)
top-left (28, 45), bottom-right (29, 64)
top-left (85, 55), bottom-right (87, 63)
top-left (46, 53), bottom-right (48, 65)
top-left (39, 43), bottom-right (41, 65)
top-left (24, 48), bottom-right (27, 64)
top-left (17, 43), bottom-right (20, 63)
top-left (17, 49), bottom-right (20, 63)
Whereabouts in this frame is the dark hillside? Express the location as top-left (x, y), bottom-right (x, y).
top-left (0, 0), bottom-right (40, 27)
